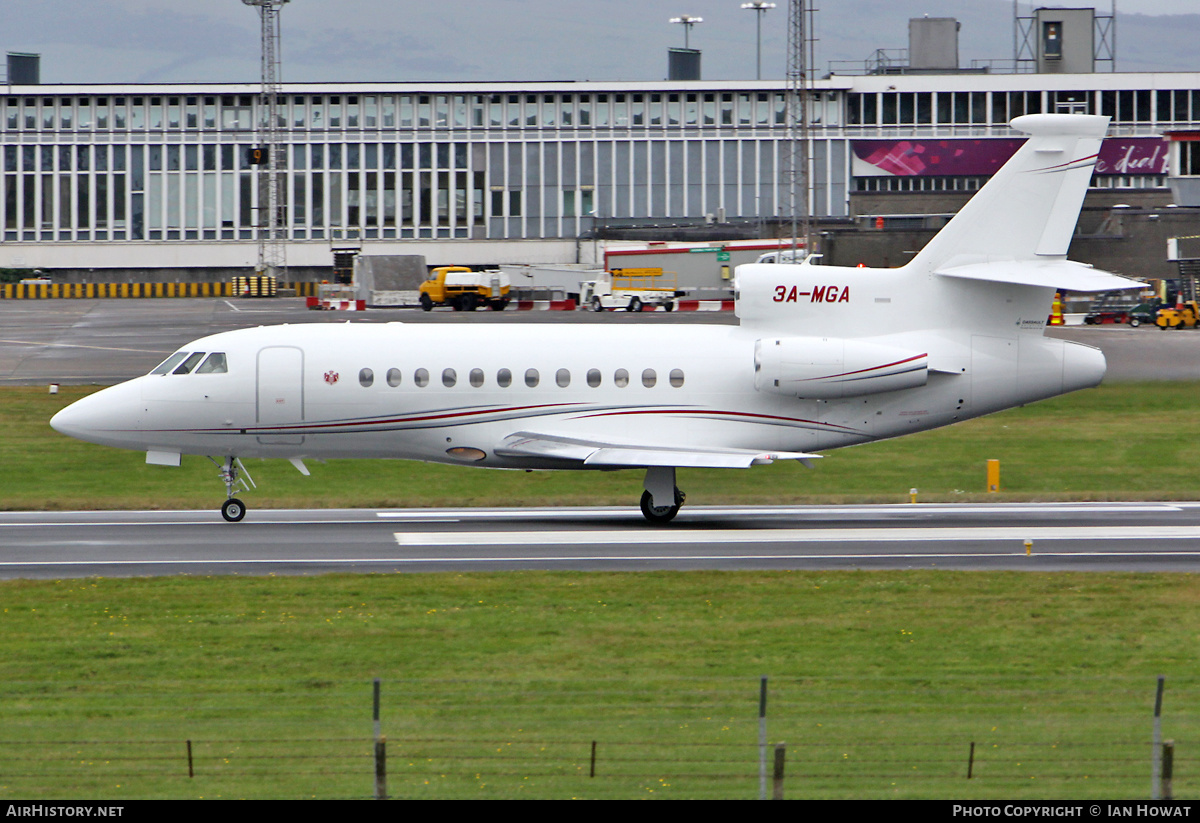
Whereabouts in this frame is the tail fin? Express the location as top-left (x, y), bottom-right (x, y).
top-left (907, 114), bottom-right (1109, 273)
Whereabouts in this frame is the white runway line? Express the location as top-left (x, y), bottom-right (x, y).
top-left (394, 526), bottom-right (1200, 546)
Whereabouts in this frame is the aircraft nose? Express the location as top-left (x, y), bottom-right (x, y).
top-left (50, 382), bottom-right (143, 447)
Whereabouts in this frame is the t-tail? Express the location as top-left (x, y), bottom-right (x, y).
top-left (734, 113), bottom-right (1141, 421)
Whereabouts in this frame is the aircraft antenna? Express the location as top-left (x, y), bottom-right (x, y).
top-left (243, 0), bottom-right (289, 281)
top-left (783, 0), bottom-right (816, 258)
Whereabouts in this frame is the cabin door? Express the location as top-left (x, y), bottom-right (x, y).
top-left (256, 346), bottom-right (305, 444)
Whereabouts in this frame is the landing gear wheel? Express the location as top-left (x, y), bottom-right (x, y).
top-left (222, 498), bottom-right (247, 523)
top-left (640, 487), bottom-right (684, 524)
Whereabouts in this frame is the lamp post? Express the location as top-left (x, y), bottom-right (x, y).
top-left (669, 15), bottom-right (703, 50)
top-left (741, 2), bottom-right (776, 81)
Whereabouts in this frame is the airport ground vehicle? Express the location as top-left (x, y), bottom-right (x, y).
top-left (418, 266), bottom-right (510, 311)
top-left (1083, 292), bottom-right (1136, 324)
top-left (1156, 301), bottom-right (1200, 329)
top-left (580, 268), bottom-right (684, 312)
top-left (1127, 302), bottom-right (1162, 326)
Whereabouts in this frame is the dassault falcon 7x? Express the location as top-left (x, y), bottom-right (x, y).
top-left (51, 114), bottom-right (1138, 523)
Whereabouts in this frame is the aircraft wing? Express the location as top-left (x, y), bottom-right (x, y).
top-left (495, 431), bottom-right (821, 469)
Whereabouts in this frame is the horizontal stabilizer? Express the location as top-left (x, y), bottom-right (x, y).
top-left (496, 431), bottom-right (820, 469)
top-left (936, 260), bottom-right (1141, 293)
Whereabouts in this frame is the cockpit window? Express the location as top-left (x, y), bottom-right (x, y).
top-left (150, 352), bottom-right (190, 375)
top-left (173, 352), bottom-right (207, 375)
top-left (195, 352), bottom-right (228, 374)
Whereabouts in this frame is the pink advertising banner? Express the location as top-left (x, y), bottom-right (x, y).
top-left (851, 137), bottom-right (1167, 177)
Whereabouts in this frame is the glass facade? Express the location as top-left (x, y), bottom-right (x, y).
top-left (0, 77), bottom-right (1195, 249)
top-left (0, 85), bottom-right (824, 244)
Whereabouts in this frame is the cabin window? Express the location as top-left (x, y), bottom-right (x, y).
top-left (386, 368), bottom-right (402, 387)
top-left (586, 368), bottom-right (601, 388)
top-left (469, 368), bottom-right (485, 387)
top-left (614, 368), bottom-right (629, 388)
top-left (641, 368), bottom-right (657, 388)
top-left (173, 352), bottom-right (206, 375)
top-left (359, 368), bottom-right (374, 387)
top-left (556, 368), bottom-right (571, 388)
top-left (497, 368), bottom-right (512, 387)
top-left (669, 368), bottom-right (685, 388)
top-left (414, 368), bottom-right (429, 387)
top-left (195, 352), bottom-right (228, 374)
top-left (442, 368), bottom-right (457, 387)
top-left (525, 368), bottom-right (539, 388)
top-left (151, 351), bottom-right (189, 375)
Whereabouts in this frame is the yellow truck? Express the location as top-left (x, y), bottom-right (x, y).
top-left (418, 266), bottom-right (511, 311)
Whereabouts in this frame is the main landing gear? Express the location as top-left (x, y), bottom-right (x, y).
top-left (210, 456), bottom-right (255, 522)
top-left (641, 466), bottom-right (686, 524)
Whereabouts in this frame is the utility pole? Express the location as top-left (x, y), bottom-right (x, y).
top-left (741, 3), bottom-right (776, 81)
top-left (669, 15), bottom-right (703, 50)
top-left (243, 0), bottom-right (289, 280)
top-left (784, 0), bottom-right (815, 258)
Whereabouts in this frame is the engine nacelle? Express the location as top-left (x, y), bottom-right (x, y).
top-left (754, 337), bottom-right (928, 399)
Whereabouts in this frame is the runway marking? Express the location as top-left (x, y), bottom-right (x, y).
top-left (377, 503), bottom-right (1182, 520)
top-left (223, 301), bottom-right (295, 314)
top-left (394, 526), bottom-right (1200, 545)
top-left (0, 338), bottom-right (166, 354)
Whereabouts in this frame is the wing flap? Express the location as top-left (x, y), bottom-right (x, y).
top-left (495, 431), bottom-right (820, 469)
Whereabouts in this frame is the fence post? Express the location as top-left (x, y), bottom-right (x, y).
top-left (967, 741), bottom-right (975, 779)
top-left (772, 744), bottom-right (786, 800)
top-left (1162, 740), bottom-right (1174, 801)
top-left (375, 736), bottom-right (387, 800)
top-left (186, 739), bottom-right (194, 778)
top-left (1152, 675), bottom-right (1165, 799)
top-left (373, 678), bottom-right (382, 741)
top-left (758, 675), bottom-right (768, 800)
top-left (590, 741), bottom-right (597, 778)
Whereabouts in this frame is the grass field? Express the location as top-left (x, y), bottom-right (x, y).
top-left (12, 380), bottom-right (1200, 511)
top-left (4, 383), bottom-right (1200, 799)
top-left (1, 570), bottom-right (1198, 800)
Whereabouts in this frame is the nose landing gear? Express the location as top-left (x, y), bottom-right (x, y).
top-left (210, 456), bottom-right (255, 522)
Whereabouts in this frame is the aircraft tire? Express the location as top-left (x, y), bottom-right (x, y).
top-left (222, 498), bottom-right (247, 523)
top-left (640, 488), bottom-right (683, 524)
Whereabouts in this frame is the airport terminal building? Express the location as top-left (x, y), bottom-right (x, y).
top-left (2, 17), bottom-right (1200, 277)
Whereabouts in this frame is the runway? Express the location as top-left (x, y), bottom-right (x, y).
top-left (3, 501), bottom-right (1199, 578)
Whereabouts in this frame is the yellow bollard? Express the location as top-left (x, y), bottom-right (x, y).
top-left (1025, 539), bottom-right (1032, 556)
top-left (909, 488), bottom-right (918, 504)
top-left (986, 459), bottom-right (1000, 493)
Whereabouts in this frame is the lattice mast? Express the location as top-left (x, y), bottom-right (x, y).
top-left (783, 0), bottom-right (816, 256)
top-left (244, 0), bottom-right (289, 278)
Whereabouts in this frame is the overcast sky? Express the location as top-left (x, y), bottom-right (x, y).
top-left (2, 0), bottom-right (1197, 86)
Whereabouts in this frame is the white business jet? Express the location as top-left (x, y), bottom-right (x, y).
top-left (51, 114), bottom-right (1138, 523)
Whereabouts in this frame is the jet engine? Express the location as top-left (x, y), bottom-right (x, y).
top-left (754, 337), bottom-right (928, 399)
